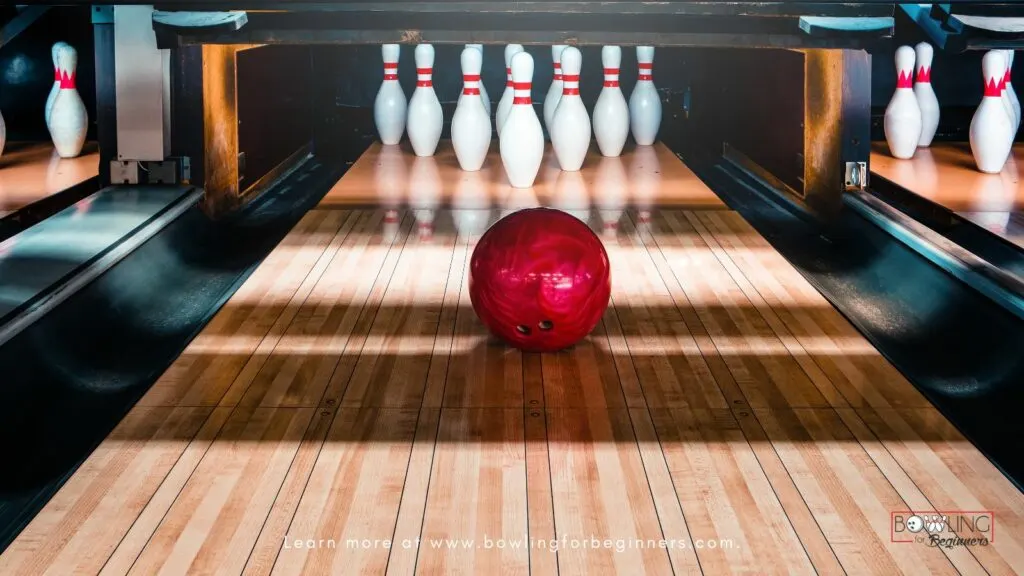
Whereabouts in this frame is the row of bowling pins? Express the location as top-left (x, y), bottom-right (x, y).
top-left (0, 42), bottom-right (88, 160)
top-left (373, 43), bottom-right (662, 188)
top-left (885, 42), bottom-right (1021, 174)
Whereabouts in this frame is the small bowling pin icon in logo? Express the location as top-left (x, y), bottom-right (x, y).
top-left (923, 514), bottom-right (947, 534)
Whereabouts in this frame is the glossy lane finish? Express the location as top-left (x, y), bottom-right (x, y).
top-left (469, 208), bottom-right (610, 351)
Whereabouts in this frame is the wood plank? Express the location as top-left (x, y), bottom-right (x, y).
top-left (853, 406), bottom-right (1024, 574)
top-left (321, 141), bottom-right (724, 210)
top-left (647, 210), bottom-right (831, 408)
top-left (339, 216), bottom-right (459, 408)
top-left (697, 210), bottom-right (931, 409)
top-left (234, 209), bottom-right (401, 408)
top-left (0, 407), bottom-right (213, 575)
top-left (139, 209), bottom-right (352, 407)
top-left (649, 408), bottom-right (816, 574)
top-left (267, 408), bottom-right (420, 576)
top-left (241, 211), bottom-right (414, 574)
top-left (754, 407), bottom-right (959, 575)
top-left (417, 409), bottom-right (528, 574)
top-left (0, 142), bottom-right (99, 214)
top-left (126, 406), bottom-right (314, 575)
top-left (604, 210), bottom-right (730, 410)
top-left (523, 403), bottom-right (558, 576)
top-left (545, 408), bottom-right (674, 575)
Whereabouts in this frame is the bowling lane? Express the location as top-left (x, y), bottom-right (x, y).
top-left (870, 142), bottom-right (1024, 249)
top-left (0, 142), bottom-right (99, 218)
top-left (2, 144), bottom-right (1023, 575)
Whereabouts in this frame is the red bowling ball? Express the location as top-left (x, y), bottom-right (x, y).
top-left (469, 208), bottom-right (611, 352)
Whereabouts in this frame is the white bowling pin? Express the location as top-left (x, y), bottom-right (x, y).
top-left (49, 44), bottom-right (88, 158)
top-left (374, 44), bottom-right (407, 145)
top-left (913, 42), bottom-right (940, 148)
top-left (593, 46), bottom-right (630, 157)
top-left (1000, 50), bottom-right (1018, 134)
top-left (451, 46), bottom-right (492, 171)
top-left (406, 44), bottom-right (443, 157)
top-left (550, 47), bottom-right (590, 172)
top-left (543, 44), bottom-right (567, 134)
top-left (1005, 50), bottom-right (1020, 133)
top-left (629, 46), bottom-right (662, 145)
top-left (499, 51), bottom-right (544, 188)
top-left (496, 44), bottom-right (524, 136)
top-left (883, 46), bottom-right (922, 160)
top-left (45, 42), bottom-right (70, 129)
top-left (460, 44), bottom-right (491, 117)
top-left (970, 51), bottom-right (1014, 174)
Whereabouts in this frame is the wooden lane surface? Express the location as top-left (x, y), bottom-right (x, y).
top-left (0, 142), bottom-right (99, 215)
top-left (870, 142), bottom-right (1024, 213)
top-left (3, 146), bottom-right (1024, 574)
top-left (320, 140), bottom-right (726, 210)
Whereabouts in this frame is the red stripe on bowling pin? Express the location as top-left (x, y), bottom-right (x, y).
top-left (416, 67), bottom-right (432, 88)
top-left (462, 73), bottom-right (481, 95)
top-left (562, 73), bottom-right (580, 96)
top-left (383, 62), bottom-right (398, 81)
top-left (512, 81), bottom-right (532, 105)
top-left (603, 67), bottom-right (620, 88)
top-left (638, 62), bottom-right (653, 82)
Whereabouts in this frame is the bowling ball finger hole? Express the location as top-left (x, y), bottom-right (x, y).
top-left (538, 320), bottom-right (554, 331)
top-left (516, 325), bottom-right (532, 335)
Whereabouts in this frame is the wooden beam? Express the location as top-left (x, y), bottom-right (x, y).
top-left (201, 43), bottom-right (243, 217)
top-left (802, 48), bottom-right (870, 220)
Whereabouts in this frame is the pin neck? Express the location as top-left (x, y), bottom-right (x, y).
top-left (505, 67), bottom-right (512, 88)
top-left (53, 69), bottom-right (60, 82)
top-left (638, 62), bottom-right (653, 82)
top-left (553, 63), bottom-right (562, 81)
top-left (915, 66), bottom-right (931, 84)
top-left (416, 67), bottom-right (433, 88)
top-left (512, 81), bottom-right (532, 105)
top-left (462, 74), bottom-right (480, 95)
top-left (383, 62), bottom-right (398, 81)
top-left (562, 74), bottom-right (580, 96)
top-left (603, 67), bottom-right (620, 88)
top-left (58, 70), bottom-right (76, 90)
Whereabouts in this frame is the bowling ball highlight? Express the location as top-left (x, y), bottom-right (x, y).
top-left (469, 208), bottom-right (611, 352)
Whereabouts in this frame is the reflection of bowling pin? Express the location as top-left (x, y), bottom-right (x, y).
top-left (551, 169), bottom-right (591, 223)
top-left (914, 42), bottom-right (940, 148)
top-left (45, 42), bottom-right (70, 130)
top-left (630, 145), bottom-right (658, 236)
top-left (452, 170), bottom-right (491, 241)
top-left (543, 44), bottom-right (567, 134)
top-left (595, 156), bottom-right (627, 236)
top-left (496, 44), bottom-right (524, 136)
top-left (409, 156), bottom-right (441, 239)
top-left (593, 46), bottom-right (630, 157)
top-left (550, 47), bottom-right (590, 172)
top-left (629, 46), bottom-right (662, 145)
top-left (407, 44), bottom-right (443, 157)
top-left (376, 142), bottom-right (407, 208)
top-left (971, 51), bottom-right (1014, 173)
top-left (499, 52), bottom-right (544, 188)
top-left (374, 44), bottom-right (407, 145)
top-left (884, 46), bottom-right (922, 160)
top-left (451, 46), bottom-right (491, 172)
top-left (49, 43), bottom-right (88, 158)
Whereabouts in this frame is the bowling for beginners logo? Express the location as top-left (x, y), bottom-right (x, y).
top-left (891, 511), bottom-right (994, 547)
